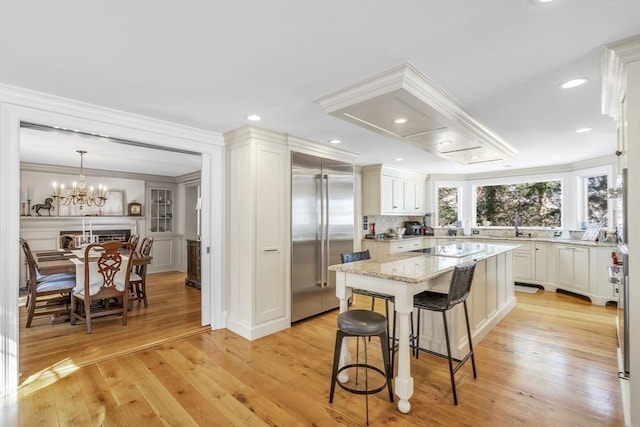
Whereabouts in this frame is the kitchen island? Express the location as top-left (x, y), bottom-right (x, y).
top-left (328, 242), bottom-right (517, 413)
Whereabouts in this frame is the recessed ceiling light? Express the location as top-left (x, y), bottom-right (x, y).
top-left (551, 154), bottom-right (561, 158)
top-left (536, 0), bottom-right (554, 3)
top-left (394, 118), bottom-right (408, 124)
top-left (329, 139), bottom-right (341, 144)
top-left (471, 155), bottom-right (479, 159)
top-left (395, 158), bottom-right (403, 161)
top-left (246, 114), bottom-right (261, 121)
top-left (561, 78), bottom-right (588, 89)
top-left (439, 140), bottom-right (452, 145)
top-left (504, 164), bottom-right (512, 168)
top-left (576, 127), bottom-right (593, 133)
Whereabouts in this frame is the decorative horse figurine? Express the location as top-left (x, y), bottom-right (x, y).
top-left (32, 197), bottom-right (55, 216)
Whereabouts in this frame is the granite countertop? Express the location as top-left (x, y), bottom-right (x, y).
top-left (363, 234), bottom-right (616, 247)
top-left (329, 243), bottom-right (517, 284)
top-left (435, 235), bottom-right (617, 247)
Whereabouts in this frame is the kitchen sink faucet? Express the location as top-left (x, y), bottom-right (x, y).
top-left (514, 211), bottom-right (523, 237)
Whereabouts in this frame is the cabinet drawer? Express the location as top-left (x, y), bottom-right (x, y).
top-left (389, 239), bottom-right (423, 253)
top-left (514, 242), bottom-right (533, 252)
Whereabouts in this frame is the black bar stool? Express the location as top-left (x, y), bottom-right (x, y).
top-left (329, 309), bottom-right (394, 425)
top-left (413, 260), bottom-right (477, 405)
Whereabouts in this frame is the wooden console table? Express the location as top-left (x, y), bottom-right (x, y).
top-left (185, 239), bottom-right (201, 289)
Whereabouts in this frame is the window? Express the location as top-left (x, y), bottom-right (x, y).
top-left (476, 181), bottom-right (562, 227)
top-left (585, 175), bottom-right (608, 225)
top-left (438, 186), bottom-right (459, 226)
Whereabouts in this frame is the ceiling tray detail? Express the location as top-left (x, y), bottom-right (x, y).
top-left (315, 63), bottom-right (517, 164)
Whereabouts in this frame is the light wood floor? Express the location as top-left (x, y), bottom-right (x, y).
top-left (18, 271), bottom-right (205, 384)
top-left (5, 288), bottom-right (622, 426)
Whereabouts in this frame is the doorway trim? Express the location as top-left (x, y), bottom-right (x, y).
top-left (0, 84), bottom-right (226, 393)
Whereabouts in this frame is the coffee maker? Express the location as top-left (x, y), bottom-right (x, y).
top-left (422, 213), bottom-right (434, 236)
top-left (404, 221), bottom-right (422, 235)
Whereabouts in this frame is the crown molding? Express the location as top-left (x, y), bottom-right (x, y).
top-left (601, 34), bottom-right (640, 121)
top-left (20, 161), bottom-right (178, 184)
top-left (429, 154), bottom-right (616, 181)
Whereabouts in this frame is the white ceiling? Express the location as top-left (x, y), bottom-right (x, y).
top-left (1, 0), bottom-right (639, 176)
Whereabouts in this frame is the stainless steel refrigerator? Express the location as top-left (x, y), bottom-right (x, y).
top-left (291, 151), bottom-right (354, 322)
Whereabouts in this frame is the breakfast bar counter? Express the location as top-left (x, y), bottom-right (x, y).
top-left (328, 243), bottom-right (517, 413)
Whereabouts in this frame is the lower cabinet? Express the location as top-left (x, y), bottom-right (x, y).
top-left (185, 239), bottom-right (201, 289)
top-left (534, 243), bottom-right (548, 282)
top-left (556, 245), bottom-right (590, 294)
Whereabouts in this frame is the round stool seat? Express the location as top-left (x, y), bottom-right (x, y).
top-left (338, 309), bottom-right (387, 336)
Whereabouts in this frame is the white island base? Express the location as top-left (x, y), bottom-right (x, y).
top-left (331, 244), bottom-right (517, 413)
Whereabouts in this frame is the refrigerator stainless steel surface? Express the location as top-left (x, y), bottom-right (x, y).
top-left (291, 152), bottom-right (354, 322)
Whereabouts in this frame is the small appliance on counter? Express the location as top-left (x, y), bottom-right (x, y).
top-left (422, 213), bottom-right (434, 236)
top-left (404, 221), bottom-right (422, 235)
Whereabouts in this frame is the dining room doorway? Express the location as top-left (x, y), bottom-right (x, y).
top-left (0, 85), bottom-right (226, 393)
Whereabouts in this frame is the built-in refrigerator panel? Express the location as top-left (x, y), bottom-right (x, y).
top-left (291, 152), bottom-right (354, 322)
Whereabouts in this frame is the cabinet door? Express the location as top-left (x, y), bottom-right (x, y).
top-left (534, 243), bottom-right (548, 282)
top-left (149, 187), bottom-right (174, 233)
top-left (405, 181), bottom-right (426, 214)
top-left (572, 247), bottom-right (590, 292)
top-left (514, 251), bottom-right (533, 281)
top-left (381, 175), bottom-right (404, 214)
top-left (255, 142), bottom-right (286, 323)
top-left (556, 246), bottom-right (574, 287)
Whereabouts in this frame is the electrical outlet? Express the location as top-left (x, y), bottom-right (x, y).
top-left (472, 229), bottom-right (480, 235)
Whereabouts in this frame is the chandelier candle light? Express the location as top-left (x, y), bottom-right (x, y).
top-left (51, 150), bottom-right (108, 210)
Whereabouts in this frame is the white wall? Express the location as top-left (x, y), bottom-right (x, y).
top-left (21, 170), bottom-right (145, 216)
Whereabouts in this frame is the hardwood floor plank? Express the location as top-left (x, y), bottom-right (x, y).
top-left (7, 286), bottom-right (623, 426)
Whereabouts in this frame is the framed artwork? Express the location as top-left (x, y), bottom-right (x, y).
top-left (128, 202), bottom-right (142, 216)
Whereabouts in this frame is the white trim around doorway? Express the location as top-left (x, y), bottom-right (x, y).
top-left (0, 84), bottom-right (226, 394)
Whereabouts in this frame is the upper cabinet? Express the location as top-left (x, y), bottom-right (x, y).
top-left (148, 186), bottom-right (175, 234)
top-left (362, 164), bottom-right (427, 215)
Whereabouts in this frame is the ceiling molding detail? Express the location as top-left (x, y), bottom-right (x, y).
top-left (315, 63), bottom-right (518, 165)
top-left (20, 162), bottom-right (178, 184)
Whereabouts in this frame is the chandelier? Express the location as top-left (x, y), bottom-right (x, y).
top-left (51, 150), bottom-right (108, 209)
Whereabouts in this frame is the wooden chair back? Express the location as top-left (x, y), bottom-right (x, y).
top-left (128, 234), bottom-right (140, 251)
top-left (71, 241), bottom-right (135, 333)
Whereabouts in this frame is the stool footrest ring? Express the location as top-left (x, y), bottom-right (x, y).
top-left (336, 363), bottom-right (390, 395)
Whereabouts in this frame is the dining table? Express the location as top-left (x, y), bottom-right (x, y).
top-left (33, 247), bottom-right (152, 323)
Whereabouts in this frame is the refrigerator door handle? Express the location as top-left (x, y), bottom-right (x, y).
top-left (320, 173), bottom-right (326, 288)
top-left (323, 173), bottom-right (329, 287)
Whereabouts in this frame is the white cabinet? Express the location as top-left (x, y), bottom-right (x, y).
top-left (405, 180), bottom-right (426, 213)
top-left (534, 243), bottom-right (548, 282)
top-left (361, 164), bottom-right (427, 215)
top-left (381, 175), bottom-right (405, 213)
top-left (146, 184), bottom-right (177, 272)
top-left (556, 245), bottom-right (590, 294)
top-left (225, 126), bottom-right (289, 340)
top-left (362, 237), bottom-right (426, 259)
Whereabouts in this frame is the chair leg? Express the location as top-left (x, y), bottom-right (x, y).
top-left (378, 330), bottom-right (394, 403)
top-left (363, 335), bottom-right (369, 425)
top-left (415, 309), bottom-right (422, 359)
top-left (25, 292), bottom-right (36, 328)
top-left (141, 280), bottom-right (148, 307)
top-left (84, 298), bottom-right (92, 334)
top-left (463, 301), bottom-right (477, 378)
top-left (442, 311), bottom-right (457, 405)
top-left (390, 308), bottom-right (397, 371)
top-left (329, 330), bottom-right (345, 403)
top-left (70, 295), bottom-right (77, 325)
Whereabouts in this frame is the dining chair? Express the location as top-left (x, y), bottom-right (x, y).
top-left (20, 238), bottom-right (76, 327)
top-left (413, 260), bottom-right (477, 405)
top-left (128, 234), bottom-right (140, 252)
top-left (129, 236), bottom-right (153, 307)
top-left (70, 241), bottom-right (135, 334)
